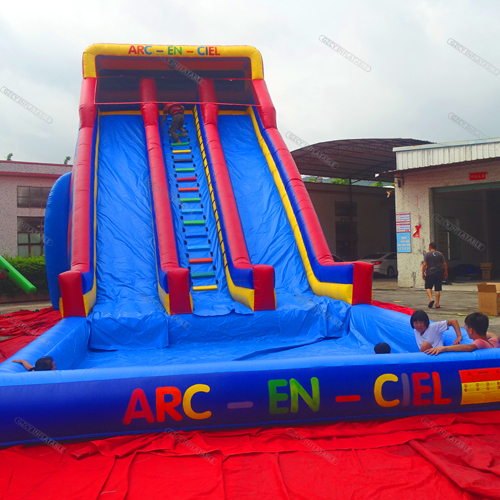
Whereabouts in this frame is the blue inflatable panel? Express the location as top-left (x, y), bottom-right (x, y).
top-left (160, 115), bottom-right (252, 315)
top-left (217, 114), bottom-right (348, 335)
top-left (0, 317), bottom-right (88, 373)
top-left (2, 345), bottom-right (500, 448)
top-left (89, 115), bottom-right (169, 350)
top-left (44, 172), bottom-right (71, 310)
top-left (217, 114), bottom-right (309, 293)
top-left (76, 293), bottom-right (350, 370)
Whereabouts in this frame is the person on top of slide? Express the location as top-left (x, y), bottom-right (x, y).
top-left (161, 102), bottom-right (186, 144)
top-left (425, 312), bottom-right (499, 355)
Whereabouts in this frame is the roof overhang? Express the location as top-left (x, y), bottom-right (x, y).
top-left (0, 161), bottom-right (72, 178)
top-left (291, 138), bottom-right (432, 182)
top-left (393, 137), bottom-right (500, 172)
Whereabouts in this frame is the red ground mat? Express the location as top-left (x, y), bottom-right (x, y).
top-left (1, 309), bottom-right (499, 498)
top-left (0, 307), bottom-right (60, 362)
top-left (1, 411), bottom-right (500, 499)
top-left (373, 300), bottom-right (415, 316)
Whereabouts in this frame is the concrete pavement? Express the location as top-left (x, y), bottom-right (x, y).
top-left (373, 278), bottom-right (500, 335)
top-left (0, 301), bottom-right (52, 315)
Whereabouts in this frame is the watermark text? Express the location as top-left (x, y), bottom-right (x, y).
top-left (1, 87), bottom-right (53, 123)
top-left (15, 417), bottom-right (66, 454)
top-left (287, 428), bottom-right (338, 464)
top-left (422, 417), bottom-right (473, 454)
top-left (447, 39), bottom-right (499, 76)
top-left (286, 132), bottom-right (338, 169)
top-left (319, 36), bottom-right (371, 72)
top-left (18, 219), bottom-right (53, 247)
top-left (433, 214), bottom-right (485, 251)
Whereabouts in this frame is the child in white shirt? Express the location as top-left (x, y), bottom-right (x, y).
top-left (410, 310), bottom-right (462, 352)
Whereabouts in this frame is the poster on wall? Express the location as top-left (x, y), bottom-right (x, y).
top-left (396, 213), bottom-right (411, 253)
top-left (397, 233), bottom-right (411, 253)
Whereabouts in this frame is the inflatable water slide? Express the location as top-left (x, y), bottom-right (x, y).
top-left (1, 44), bottom-right (500, 447)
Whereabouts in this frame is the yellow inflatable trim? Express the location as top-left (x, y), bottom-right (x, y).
top-left (247, 107), bottom-right (354, 304)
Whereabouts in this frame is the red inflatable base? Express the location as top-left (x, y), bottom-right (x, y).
top-left (1, 411), bottom-right (500, 499)
top-left (373, 299), bottom-right (415, 316)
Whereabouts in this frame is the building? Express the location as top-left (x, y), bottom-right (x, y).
top-left (305, 181), bottom-right (395, 260)
top-left (0, 161), bottom-right (72, 257)
top-left (393, 138), bottom-right (500, 286)
top-left (292, 138), bottom-right (431, 262)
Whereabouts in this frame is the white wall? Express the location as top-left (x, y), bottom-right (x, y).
top-left (306, 183), bottom-right (395, 259)
top-left (0, 176), bottom-right (57, 256)
top-left (0, 161), bottom-right (71, 257)
top-left (394, 161), bottom-right (500, 287)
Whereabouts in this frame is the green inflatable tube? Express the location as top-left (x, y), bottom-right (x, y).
top-left (0, 256), bottom-right (37, 294)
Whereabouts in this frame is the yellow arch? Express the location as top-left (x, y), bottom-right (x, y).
top-left (82, 44), bottom-right (264, 80)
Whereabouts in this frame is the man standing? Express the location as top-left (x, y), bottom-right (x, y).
top-left (422, 242), bottom-right (448, 309)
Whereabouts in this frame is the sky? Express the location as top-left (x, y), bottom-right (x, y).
top-left (0, 0), bottom-right (499, 165)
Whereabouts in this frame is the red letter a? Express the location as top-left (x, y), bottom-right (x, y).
top-left (123, 388), bottom-right (155, 424)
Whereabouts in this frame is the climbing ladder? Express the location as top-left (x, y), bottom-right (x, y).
top-left (164, 116), bottom-right (219, 293)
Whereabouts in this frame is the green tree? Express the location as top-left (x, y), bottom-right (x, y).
top-left (63, 156), bottom-right (71, 165)
top-left (371, 181), bottom-right (384, 187)
top-left (330, 178), bottom-right (349, 185)
top-left (6, 153), bottom-right (13, 161)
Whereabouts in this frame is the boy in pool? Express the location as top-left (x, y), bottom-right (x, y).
top-left (12, 356), bottom-right (56, 371)
top-left (410, 310), bottom-right (462, 352)
top-left (374, 342), bottom-right (391, 354)
top-left (426, 312), bottom-right (499, 355)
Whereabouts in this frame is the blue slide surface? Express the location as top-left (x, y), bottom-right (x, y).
top-left (89, 115), bottom-right (169, 350)
top-left (71, 113), bottom-right (351, 368)
top-left (76, 112), bottom-right (366, 367)
top-left (79, 112), bottom-right (440, 366)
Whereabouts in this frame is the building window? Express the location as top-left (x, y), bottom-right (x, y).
top-left (17, 217), bottom-right (45, 257)
top-left (17, 186), bottom-right (51, 208)
top-left (335, 201), bottom-right (357, 217)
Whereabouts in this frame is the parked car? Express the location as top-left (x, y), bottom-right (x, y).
top-left (448, 264), bottom-right (482, 281)
top-left (358, 252), bottom-right (398, 278)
